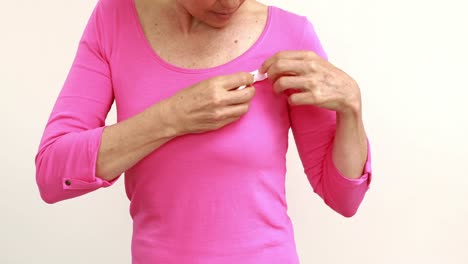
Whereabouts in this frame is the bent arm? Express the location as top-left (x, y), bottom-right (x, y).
top-left (96, 100), bottom-right (179, 182)
top-left (333, 110), bottom-right (368, 180)
top-left (35, 1), bottom-right (180, 203)
top-left (289, 105), bottom-right (372, 218)
top-left (288, 17), bottom-right (372, 217)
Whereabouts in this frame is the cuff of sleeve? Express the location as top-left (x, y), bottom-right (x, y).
top-left (326, 136), bottom-right (372, 189)
top-left (63, 126), bottom-right (119, 190)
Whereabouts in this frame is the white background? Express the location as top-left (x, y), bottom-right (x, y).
top-left (1, 0), bottom-right (467, 263)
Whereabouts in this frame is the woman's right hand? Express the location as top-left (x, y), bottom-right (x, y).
top-left (167, 72), bottom-right (256, 135)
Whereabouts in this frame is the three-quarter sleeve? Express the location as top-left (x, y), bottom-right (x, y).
top-left (35, 1), bottom-right (120, 204)
top-left (287, 18), bottom-right (372, 217)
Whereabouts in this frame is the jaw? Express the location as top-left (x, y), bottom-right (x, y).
top-left (172, 1), bottom-right (248, 32)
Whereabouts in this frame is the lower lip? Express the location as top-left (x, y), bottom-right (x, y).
top-left (212, 12), bottom-right (233, 20)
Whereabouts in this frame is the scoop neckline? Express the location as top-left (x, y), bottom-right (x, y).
top-left (128, 0), bottom-right (273, 74)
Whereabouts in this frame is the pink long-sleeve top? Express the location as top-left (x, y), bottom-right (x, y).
top-left (35, 0), bottom-right (372, 263)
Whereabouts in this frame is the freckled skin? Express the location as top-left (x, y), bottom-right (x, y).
top-left (136, 0), bottom-right (267, 69)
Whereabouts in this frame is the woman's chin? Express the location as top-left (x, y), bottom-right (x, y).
top-left (206, 12), bottom-right (236, 27)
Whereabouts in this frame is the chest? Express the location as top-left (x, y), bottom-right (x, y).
top-left (115, 3), bottom-right (290, 169)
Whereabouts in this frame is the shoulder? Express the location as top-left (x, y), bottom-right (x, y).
top-left (91, 0), bottom-right (133, 23)
top-left (94, 0), bottom-right (128, 16)
top-left (85, 0), bottom-right (129, 57)
top-left (269, 5), bottom-right (328, 59)
top-left (270, 5), bottom-right (307, 26)
top-left (247, 2), bottom-right (308, 30)
top-left (264, 6), bottom-right (312, 48)
top-left (90, 0), bottom-right (134, 33)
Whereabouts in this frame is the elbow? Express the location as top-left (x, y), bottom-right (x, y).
top-left (35, 170), bottom-right (60, 205)
top-left (339, 207), bottom-right (359, 218)
top-left (36, 171), bottom-right (60, 204)
top-left (325, 198), bottom-right (361, 218)
top-left (35, 151), bottom-right (61, 204)
top-left (39, 189), bottom-right (59, 204)
top-left (36, 170), bottom-right (68, 204)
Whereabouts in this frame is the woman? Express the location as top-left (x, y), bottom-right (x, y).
top-left (35, 0), bottom-right (372, 263)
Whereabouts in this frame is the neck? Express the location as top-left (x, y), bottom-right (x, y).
top-left (171, 3), bottom-right (206, 34)
top-left (158, 0), bottom-right (252, 35)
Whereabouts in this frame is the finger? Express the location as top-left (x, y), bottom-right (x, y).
top-left (288, 92), bottom-right (314, 106)
top-left (224, 86), bottom-right (256, 105)
top-left (266, 59), bottom-right (313, 83)
top-left (260, 50), bottom-right (318, 74)
top-left (223, 116), bottom-right (241, 125)
top-left (222, 103), bottom-right (250, 118)
top-left (273, 75), bottom-right (311, 94)
top-left (215, 72), bottom-right (254, 90)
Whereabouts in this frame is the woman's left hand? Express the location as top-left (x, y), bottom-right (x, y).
top-left (259, 51), bottom-right (361, 114)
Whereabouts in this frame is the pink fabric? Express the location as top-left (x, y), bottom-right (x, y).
top-left (35, 0), bottom-right (372, 263)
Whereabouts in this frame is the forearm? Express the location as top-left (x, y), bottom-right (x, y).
top-left (96, 99), bottom-right (181, 181)
top-left (332, 107), bottom-right (368, 179)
